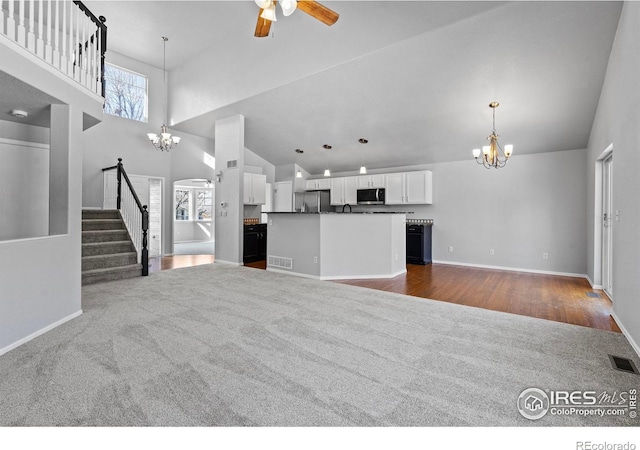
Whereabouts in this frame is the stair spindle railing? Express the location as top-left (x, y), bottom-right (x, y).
top-left (102, 158), bottom-right (149, 276)
top-left (0, 1), bottom-right (107, 97)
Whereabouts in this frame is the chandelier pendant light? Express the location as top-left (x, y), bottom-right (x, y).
top-left (147, 37), bottom-right (181, 152)
top-left (472, 102), bottom-right (513, 169)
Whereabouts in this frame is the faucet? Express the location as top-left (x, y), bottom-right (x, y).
top-left (342, 204), bottom-right (352, 213)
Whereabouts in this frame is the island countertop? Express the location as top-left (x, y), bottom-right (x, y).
top-left (265, 212), bottom-right (406, 280)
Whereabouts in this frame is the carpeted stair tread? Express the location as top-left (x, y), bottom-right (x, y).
top-left (82, 219), bottom-right (126, 231)
top-left (81, 264), bottom-right (143, 285)
top-left (82, 241), bottom-right (135, 257)
top-left (82, 209), bottom-right (121, 220)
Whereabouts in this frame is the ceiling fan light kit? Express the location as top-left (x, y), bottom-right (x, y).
top-left (254, 0), bottom-right (339, 38)
top-left (473, 102), bottom-right (513, 169)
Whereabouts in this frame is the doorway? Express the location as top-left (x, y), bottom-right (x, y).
top-left (172, 179), bottom-right (215, 255)
top-left (602, 153), bottom-right (613, 299)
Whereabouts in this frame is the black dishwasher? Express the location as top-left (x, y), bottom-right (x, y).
top-left (406, 220), bottom-right (433, 265)
top-left (243, 223), bottom-right (267, 263)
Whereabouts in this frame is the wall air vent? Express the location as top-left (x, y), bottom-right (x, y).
top-left (268, 255), bottom-right (293, 270)
top-left (227, 160), bottom-right (238, 169)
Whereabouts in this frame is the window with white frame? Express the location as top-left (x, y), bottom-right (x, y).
top-left (175, 189), bottom-right (190, 221)
top-left (103, 63), bottom-right (148, 122)
top-left (195, 189), bottom-right (213, 221)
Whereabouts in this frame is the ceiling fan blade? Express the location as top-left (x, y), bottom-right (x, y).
top-left (254, 8), bottom-right (272, 37)
top-left (297, 1), bottom-right (339, 26)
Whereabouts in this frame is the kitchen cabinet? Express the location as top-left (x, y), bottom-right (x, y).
top-left (330, 176), bottom-right (357, 205)
top-left (273, 181), bottom-right (293, 212)
top-left (244, 173), bottom-right (266, 205)
top-left (305, 179), bottom-right (331, 191)
top-left (356, 174), bottom-right (385, 189)
top-left (385, 170), bottom-right (433, 205)
top-left (243, 223), bottom-right (267, 263)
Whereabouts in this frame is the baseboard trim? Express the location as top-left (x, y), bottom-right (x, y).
top-left (432, 260), bottom-right (587, 279)
top-left (610, 311), bottom-right (640, 359)
top-left (266, 267), bottom-right (320, 280)
top-left (319, 269), bottom-right (407, 281)
top-left (585, 275), bottom-right (604, 290)
top-left (265, 268), bottom-right (407, 281)
top-left (216, 259), bottom-right (243, 266)
top-left (0, 310), bottom-right (83, 357)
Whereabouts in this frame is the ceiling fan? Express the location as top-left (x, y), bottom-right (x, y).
top-left (254, 0), bottom-right (339, 38)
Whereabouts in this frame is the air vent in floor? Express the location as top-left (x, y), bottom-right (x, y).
top-left (608, 354), bottom-right (639, 375)
top-left (586, 292), bottom-right (600, 298)
top-left (268, 255), bottom-right (293, 270)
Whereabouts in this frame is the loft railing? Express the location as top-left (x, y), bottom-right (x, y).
top-left (0, 0), bottom-right (107, 97)
top-left (102, 158), bottom-right (149, 276)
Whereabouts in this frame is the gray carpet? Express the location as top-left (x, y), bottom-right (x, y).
top-left (0, 264), bottom-right (638, 426)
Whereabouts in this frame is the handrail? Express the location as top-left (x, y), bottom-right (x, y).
top-left (74, 1), bottom-right (108, 98)
top-left (102, 158), bottom-right (149, 276)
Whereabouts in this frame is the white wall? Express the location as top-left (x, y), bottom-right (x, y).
top-left (81, 51), bottom-right (215, 255)
top-left (324, 148), bottom-right (588, 276)
top-left (585, 2), bottom-right (640, 352)
top-left (0, 139), bottom-right (49, 240)
top-left (0, 36), bottom-right (102, 354)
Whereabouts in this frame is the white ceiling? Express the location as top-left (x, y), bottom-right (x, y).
top-left (66, 2), bottom-right (626, 173)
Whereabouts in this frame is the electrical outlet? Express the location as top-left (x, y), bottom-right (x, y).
top-left (313, 256), bottom-right (318, 263)
top-left (448, 246), bottom-right (454, 253)
top-left (490, 249), bottom-right (495, 256)
top-left (543, 253), bottom-right (549, 260)
top-left (395, 253), bottom-right (398, 261)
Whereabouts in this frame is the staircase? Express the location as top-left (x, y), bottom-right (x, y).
top-left (82, 210), bottom-right (143, 285)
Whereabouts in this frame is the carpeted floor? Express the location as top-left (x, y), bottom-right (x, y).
top-left (0, 264), bottom-right (638, 426)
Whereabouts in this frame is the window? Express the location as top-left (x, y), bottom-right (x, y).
top-left (103, 63), bottom-right (148, 122)
top-left (175, 189), bottom-right (190, 221)
top-left (195, 189), bottom-right (213, 221)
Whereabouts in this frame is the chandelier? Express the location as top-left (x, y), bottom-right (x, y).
top-left (147, 37), bottom-right (181, 152)
top-left (472, 102), bottom-right (513, 169)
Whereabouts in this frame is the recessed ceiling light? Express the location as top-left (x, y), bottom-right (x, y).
top-left (295, 149), bottom-right (304, 154)
top-left (358, 138), bottom-right (368, 144)
top-left (323, 144), bottom-right (332, 149)
top-left (11, 109), bottom-right (28, 118)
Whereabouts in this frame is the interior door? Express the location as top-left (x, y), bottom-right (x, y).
top-left (602, 154), bottom-right (613, 299)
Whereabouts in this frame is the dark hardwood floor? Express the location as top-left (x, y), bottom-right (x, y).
top-left (151, 256), bottom-right (619, 333)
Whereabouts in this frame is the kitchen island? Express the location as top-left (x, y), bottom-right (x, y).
top-left (265, 212), bottom-right (406, 280)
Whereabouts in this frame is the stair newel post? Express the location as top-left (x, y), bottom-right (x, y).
top-left (141, 205), bottom-right (149, 276)
top-left (116, 158), bottom-right (123, 210)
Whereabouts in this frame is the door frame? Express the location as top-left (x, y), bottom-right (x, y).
top-left (593, 143), bottom-right (613, 295)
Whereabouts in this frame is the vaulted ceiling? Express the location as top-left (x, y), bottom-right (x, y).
top-left (82, 1), bottom-right (622, 175)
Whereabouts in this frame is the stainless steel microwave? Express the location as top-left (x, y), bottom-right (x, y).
top-left (357, 188), bottom-right (385, 205)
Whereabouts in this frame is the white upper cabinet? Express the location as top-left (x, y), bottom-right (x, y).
top-left (356, 174), bottom-right (385, 189)
top-left (305, 178), bottom-right (331, 191)
top-left (330, 177), bottom-right (357, 205)
top-left (244, 173), bottom-right (267, 205)
top-left (384, 170), bottom-right (432, 205)
top-left (273, 181), bottom-right (293, 212)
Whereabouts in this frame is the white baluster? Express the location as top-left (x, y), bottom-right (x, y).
top-left (28, 0), bottom-right (36, 51)
top-left (53, 0), bottom-right (61, 68)
top-left (90, 29), bottom-right (97, 93)
top-left (96, 25), bottom-right (103, 96)
top-left (0, 2), bottom-right (5, 37)
top-left (45, 0), bottom-right (53, 62)
top-left (81, 13), bottom-right (87, 87)
top-left (17, 0), bottom-right (26, 46)
top-left (35, 0), bottom-right (44, 56)
top-left (6, 1), bottom-right (16, 41)
top-left (68, 3), bottom-right (76, 78)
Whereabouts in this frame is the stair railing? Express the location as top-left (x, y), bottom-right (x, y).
top-left (102, 158), bottom-right (149, 276)
top-left (0, 1), bottom-right (108, 97)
